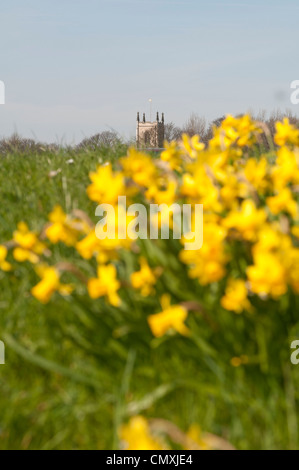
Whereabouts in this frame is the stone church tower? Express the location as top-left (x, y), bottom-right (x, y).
top-left (136, 112), bottom-right (164, 148)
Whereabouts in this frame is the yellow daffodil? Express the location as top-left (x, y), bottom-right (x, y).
top-left (267, 188), bottom-right (298, 217)
top-left (131, 257), bottom-right (159, 296)
top-left (209, 114), bottom-right (261, 150)
top-left (244, 157), bottom-right (269, 193)
top-left (292, 226), bottom-right (299, 239)
top-left (46, 205), bottom-right (82, 246)
top-left (234, 114), bottom-right (262, 147)
top-left (119, 416), bottom-right (166, 450)
top-left (13, 222), bottom-right (46, 264)
top-left (247, 252), bottom-right (287, 298)
top-left (161, 140), bottom-right (184, 171)
top-left (76, 230), bottom-right (103, 259)
top-left (221, 278), bottom-right (252, 313)
top-left (223, 200), bottom-right (267, 241)
top-left (185, 424), bottom-right (211, 450)
top-left (148, 294), bottom-right (189, 338)
top-left (180, 221), bottom-right (228, 285)
top-left (145, 180), bottom-right (177, 206)
top-left (253, 224), bottom-right (285, 254)
top-left (271, 146), bottom-right (299, 189)
top-left (87, 264), bottom-right (121, 306)
top-left (120, 148), bottom-right (157, 187)
top-left (274, 118), bottom-right (299, 147)
top-left (0, 245), bottom-right (12, 271)
top-left (31, 265), bottom-right (73, 304)
top-left (76, 204), bottom-right (133, 262)
top-left (87, 162), bottom-right (125, 205)
top-left (181, 134), bottom-right (205, 160)
top-left (220, 175), bottom-right (247, 209)
top-left (180, 166), bottom-right (222, 212)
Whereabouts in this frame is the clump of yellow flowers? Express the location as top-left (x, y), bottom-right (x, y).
top-left (2, 114), bottom-right (299, 449)
top-left (119, 416), bottom-right (235, 450)
top-left (119, 416), bottom-right (166, 450)
top-left (2, 114), bottom-right (299, 320)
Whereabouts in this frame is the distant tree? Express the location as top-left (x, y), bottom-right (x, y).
top-left (126, 136), bottom-right (137, 147)
top-left (77, 131), bottom-right (121, 151)
top-left (182, 113), bottom-right (207, 138)
top-left (203, 116), bottom-right (226, 144)
top-left (0, 133), bottom-right (53, 156)
top-left (164, 122), bottom-right (183, 142)
top-left (211, 116), bottom-right (226, 128)
top-left (254, 109), bottom-right (267, 123)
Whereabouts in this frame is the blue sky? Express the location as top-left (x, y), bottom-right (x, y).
top-left (0, 0), bottom-right (298, 143)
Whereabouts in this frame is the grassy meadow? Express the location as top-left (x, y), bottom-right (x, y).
top-left (1, 117), bottom-right (299, 450)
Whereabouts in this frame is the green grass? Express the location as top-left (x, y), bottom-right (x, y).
top-left (0, 145), bottom-right (299, 450)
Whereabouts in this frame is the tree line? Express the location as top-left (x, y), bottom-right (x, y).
top-left (0, 110), bottom-right (298, 156)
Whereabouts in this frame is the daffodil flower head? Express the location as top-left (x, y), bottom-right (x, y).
top-left (119, 416), bottom-right (166, 450)
top-left (31, 265), bottom-right (73, 304)
top-left (221, 278), bottom-right (252, 313)
top-left (0, 245), bottom-right (12, 272)
top-left (120, 148), bottom-right (157, 187)
top-left (161, 140), bottom-right (185, 171)
top-left (87, 162), bottom-right (125, 205)
top-left (274, 118), bottom-right (299, 147)
top-left (87, 263), bottom-right (121, 306)
top-left (131, 257), bottom-right (159, 296)
top-left (46, 205), bottom-right (81, 246)
top-left (13, 222), bottom-right (46, 264)
top-left (147, 294), bottom-right (189, 338)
